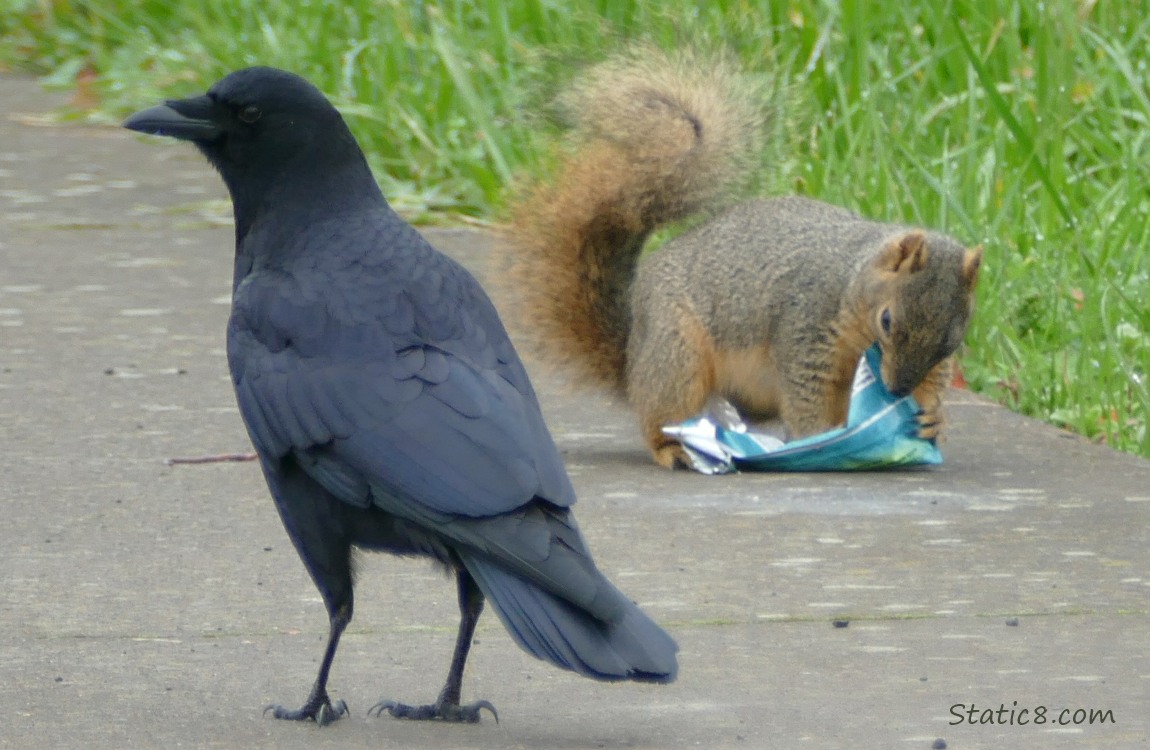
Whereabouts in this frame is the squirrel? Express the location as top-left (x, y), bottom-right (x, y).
top-left (499, 49), bottom-right (984, 469)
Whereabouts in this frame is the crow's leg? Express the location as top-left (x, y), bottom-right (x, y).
top-left (369, 568), bottom-right (497, 723)
top-left (264, 601), bottom-right (351, 726)
top-left (259, 457), bottom-right (359, 726)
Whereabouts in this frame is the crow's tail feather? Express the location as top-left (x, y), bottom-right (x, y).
top-left (458, 552), bottom-right (678, 683)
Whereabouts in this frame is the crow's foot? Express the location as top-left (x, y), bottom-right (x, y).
top-left (264, 695), bottom-right (348, 726)
top-left (368, 697), bottom-right (498, 724)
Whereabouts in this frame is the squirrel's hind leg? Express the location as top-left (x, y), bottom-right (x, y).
top-left (627, 304), bottom-right (716, 470)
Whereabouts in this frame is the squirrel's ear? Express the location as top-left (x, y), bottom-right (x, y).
top-left (962, 246), bottom-right (983, 291)
top-left (880, 231), bottom-right (929, 274)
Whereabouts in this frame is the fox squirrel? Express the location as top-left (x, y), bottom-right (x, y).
top-left (500, 50), bottom-right (983, 469)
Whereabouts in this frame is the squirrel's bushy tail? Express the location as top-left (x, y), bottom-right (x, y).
top-left (501, 47), bottom-right (771, 392)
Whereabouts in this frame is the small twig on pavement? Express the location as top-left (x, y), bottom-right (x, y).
top-left (165, 452), bottom-right (258, 466)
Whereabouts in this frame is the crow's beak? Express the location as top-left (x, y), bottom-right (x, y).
top-left (123, 95), bottom-right (222, 141)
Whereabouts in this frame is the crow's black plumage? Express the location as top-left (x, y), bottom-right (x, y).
top-left (123, 67), bottom-right (677, 725)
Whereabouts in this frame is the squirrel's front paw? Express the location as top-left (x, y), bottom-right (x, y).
top-left (917, 411), bottom-right (943, 442)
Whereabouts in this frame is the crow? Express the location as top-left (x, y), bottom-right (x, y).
top-left (122, 67), bottom-right (678, 726)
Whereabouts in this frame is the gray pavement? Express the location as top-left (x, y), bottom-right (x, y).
top-left (2, 74), bottom-right (1147, 749)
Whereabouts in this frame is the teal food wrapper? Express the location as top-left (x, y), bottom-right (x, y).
top-left (661, 344), bottom-right (943, 474)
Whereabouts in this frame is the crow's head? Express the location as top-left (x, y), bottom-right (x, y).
top-left (123, 66), bottom-right (359, 167)
top-left (123, 67), bottom-right (378, 235)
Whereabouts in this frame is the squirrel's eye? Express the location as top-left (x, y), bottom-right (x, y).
top-left (880, 308), bottom-right (892, 334)
top-left (238, 105), bottom-right (262, 124)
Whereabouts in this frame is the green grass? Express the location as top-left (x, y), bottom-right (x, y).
top-left (2, 0), bottom-right (1146, 458)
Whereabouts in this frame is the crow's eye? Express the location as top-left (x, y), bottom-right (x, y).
top-left (238, 105), bottom-right (262, 124)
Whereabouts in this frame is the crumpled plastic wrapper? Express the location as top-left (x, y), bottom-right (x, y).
top-left (662, 344), bottom-right (943, 474)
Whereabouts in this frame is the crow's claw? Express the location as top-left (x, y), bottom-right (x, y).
top-left (264, 697), bottom-right (348, 726)
top-left (368, 697), bottom-right (498, 724)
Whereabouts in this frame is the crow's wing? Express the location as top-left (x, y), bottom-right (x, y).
top-left (228, 222), bottom-right (576, 519)
top-left (227, 222), bottom-right (625, 617)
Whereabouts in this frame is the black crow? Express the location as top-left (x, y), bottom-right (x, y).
top-left (122, 67), bottom-right (678, 726)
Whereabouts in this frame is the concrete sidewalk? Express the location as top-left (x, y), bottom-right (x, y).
top-left (2, 75), bottom-right (1147, 749)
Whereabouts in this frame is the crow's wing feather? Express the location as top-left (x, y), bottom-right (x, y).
top-left (228, 219), bottom-right (576, 519)
top-left (234, 337), bottom-right (620, 617)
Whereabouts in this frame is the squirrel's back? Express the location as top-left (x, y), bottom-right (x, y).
top-left (635, 196), bottom-right (970, 344)
top-left (500, 47), bottom-right (772, 392)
